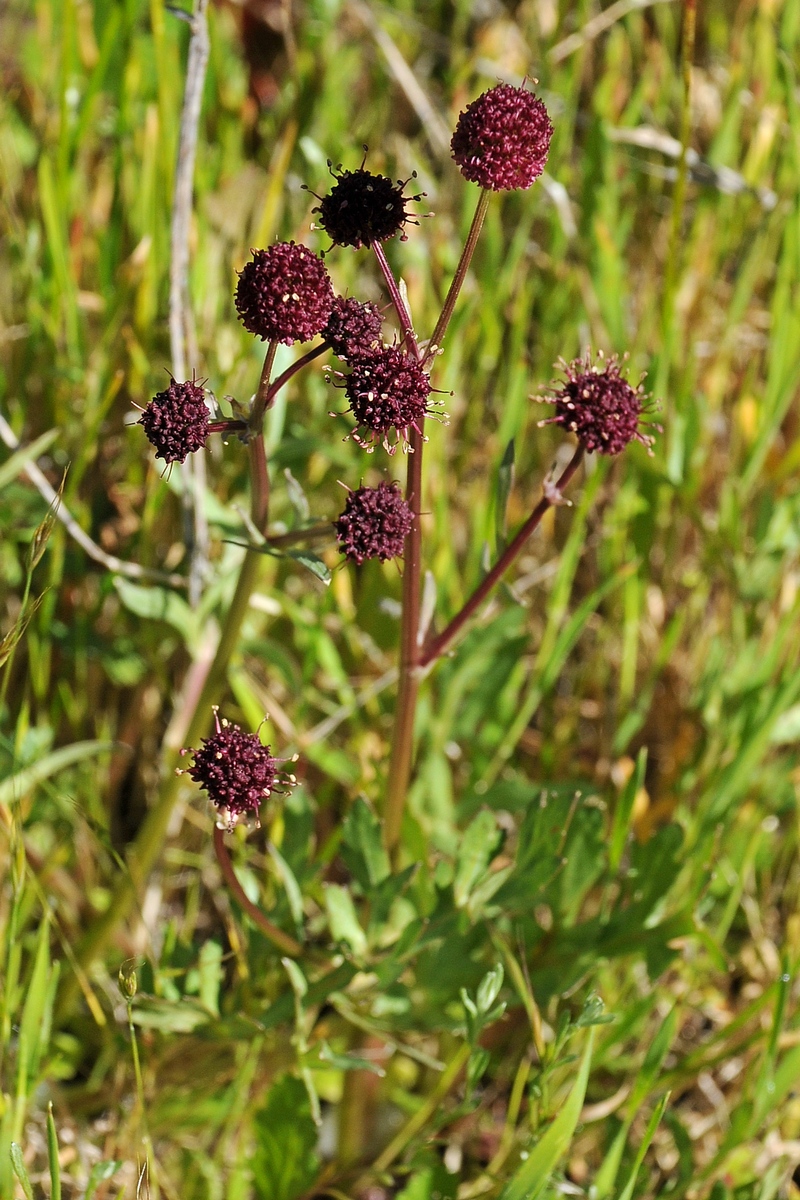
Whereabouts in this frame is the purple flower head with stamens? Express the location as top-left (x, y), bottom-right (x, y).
top-left (182, 711), bottom-right (285, 821)
top-left (312, 159), bottom-right (423, 249)
top-left (451, 83), bottom-right (553, 191)
top-left (235, 243), bottom-right (334, 344)
top-left (539, 351), bottom-right (656, 456)
top-left (335, 481), bottom-right (413, 564)
top-left (340, 345), bottom-right (434, 453)
top-left (139, 377), bottom-right (210, 464)
top-left (324, 296), bottom-right (383, 363)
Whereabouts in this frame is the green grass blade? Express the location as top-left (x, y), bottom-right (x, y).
top-left (499, 1029), bottom-right (594, 1200)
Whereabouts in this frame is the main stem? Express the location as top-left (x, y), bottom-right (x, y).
top-left (371, 244), bottom-right (425, 855)
top-left (421, 446), bottom-right (585, 667)
top-left (58, 346), bottom-right (278, 1018)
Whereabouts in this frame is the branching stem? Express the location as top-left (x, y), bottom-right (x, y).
top-left (421, 446), bottom-right (585, 667)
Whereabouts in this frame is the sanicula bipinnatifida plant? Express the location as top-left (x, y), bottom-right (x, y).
top-left (82, 80), bottom-right (656, 1188)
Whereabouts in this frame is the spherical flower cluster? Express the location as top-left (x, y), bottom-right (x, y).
top-left (235, 243), bottom-right (333, 344)
top-left (451, 83), bottom-right (553, 191)
top-left (313, 164), bottom-right (421, 249)
top-left (324, 296), bottom-right (383, 362)
top-left (335, 482), bottom-right (413, 564)
top-left (539, 352), bottom-right (655, 456)
top-left (139, 377), bottom-right (210, 464)
top-left (183, 711), bottom-right (282, 822)
top-left (343, 346), bottom-right (433, 452)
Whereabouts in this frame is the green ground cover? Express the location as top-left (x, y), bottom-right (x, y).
top-left (2, 0), bottom-right (800, 1196)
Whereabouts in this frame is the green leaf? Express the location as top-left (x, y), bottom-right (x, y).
top-left (10, 1144), bottom-right (34, 1200)
top-left (197, 941), bottom-right (223, 1017)
top-left (252, 1075), bottom-right (319, 1200)
top-left (47, 1104), bottom-right (60, 1200)
top-left (495, 438), bottom-right (515, 549)
top-left (0, 428), bottom-right (59, 492)
top-left (0, 741), bottom-right (114, 808)
top-left (325, 884), bottom-right (367, 958)
top-left (341, 797), bottom-right (390, 890)
top-left (454, 810), bottom-right (501, 908)
top-left (84, 1161), bottom-right (123, 1200)
top-left (268, 842), bottom-right (304, 930)
top-left (316, 1040), bottom-right (385, 1075)
top-left (615, 1093), bottom-right (669, 1200)
top-left (609, 748), bottom-right (647, 871)
top-left (131, 997), bottom-right (212, 1033)
top-left (114, 579), bottom-right (197, 642)
top-left (499, 1029), bottom-right (594, 1200)
top-left (286, 549), bottom-right (331, 585)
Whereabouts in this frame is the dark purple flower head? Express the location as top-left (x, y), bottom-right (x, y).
top-left (235, 243), bottom-right (333, 344)
top-left (339, 345), bottom-right (435, 453)
top-left (182, 710), bottom-right (292, 824)
top-left (539, 351), bottom-right (656, 456)
top-left (139, 377), bottom-right (210, 464)
top-left (324, 296), bottom-right (383, 363)
top-left (335, 481), bottom-right (413, 565)
top-left (312, 161), bottom-right (422, 249)
top-left (451, 83), bottom-right (553, 191)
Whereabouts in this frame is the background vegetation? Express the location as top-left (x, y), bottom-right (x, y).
top-left (2, 0), bottom-right (800, 1196)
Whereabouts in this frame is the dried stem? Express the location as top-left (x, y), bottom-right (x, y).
top-left (58, 342), bottom-right (281, 1018)
top-left (421, 445), bottom-right (585, 667)
top-left (0, 412), bottom-right (187, 589)
top-left (169, 0), bottom-right (211, 606)
top-left (213, 824), bottom-right (302, 957)
top-left (423, 188), bottom-right (490, 367)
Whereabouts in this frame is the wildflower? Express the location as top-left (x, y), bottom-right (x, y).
top-left (451, 83), bottom-right (553, 191)
top-left (139, 377), bottom-right (210, 464)
top-left (181, 710), bottom-right (289, 823)
top-left (324, 296), bottom-right (383, 362)
top-left (312, 159), bottom-right (422, 249)
top-left (339, 345), bottom-right (434, 452)
top-left (539, 351), bottom-right (655, 455)
top-left (235, 243), bottom-right (334, 344)
top-left (335, 481), bottom-right (413, 564)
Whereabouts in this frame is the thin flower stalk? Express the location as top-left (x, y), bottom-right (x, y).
top-left (213, 825), bottom-right (301, 957)
top-left (423, 188), bottom-right (490, 366)
top-left (421, 446), bottom-right (585, 667)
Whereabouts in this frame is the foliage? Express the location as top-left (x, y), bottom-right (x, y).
top-left (2, 0), bottom-right (800, 1197)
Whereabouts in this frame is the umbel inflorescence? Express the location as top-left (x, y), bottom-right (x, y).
top-left (135, 81), bottom-right (658, 844)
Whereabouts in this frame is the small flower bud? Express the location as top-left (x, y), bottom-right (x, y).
top-left (335, 481), bottom-right (413, 564)
top-left (139, 378), bottom-right (210, 464)
top-left (235, 243), bottom-right (334, 344)
top-left (451, 84), bottom-right (553, 191)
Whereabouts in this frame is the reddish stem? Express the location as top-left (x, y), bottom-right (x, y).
top-left (213, 824), bottom-right (302, 957)
top-left (421, 446), bottom-right (585, 667)
top-left (265, 342), bottom-right (329, 406)
top-left (423, 189), bottom-right (490, 367)
top-left (372, 242), bottom-right (420, 361)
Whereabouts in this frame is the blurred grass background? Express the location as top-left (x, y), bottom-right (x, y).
top-left (3, 0), bottom-right (800, 1196)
